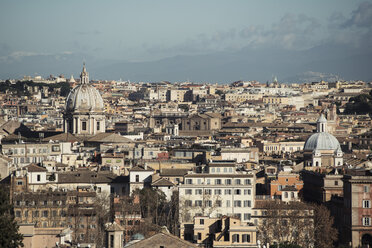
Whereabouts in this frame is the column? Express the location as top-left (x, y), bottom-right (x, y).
top-left (77, 117), bottom-right (80, 134)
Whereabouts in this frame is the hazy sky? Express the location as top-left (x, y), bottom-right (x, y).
top-left (1, 0), bottom-right (370, 62)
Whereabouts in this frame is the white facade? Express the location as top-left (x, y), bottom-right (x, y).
top-left (129, 167), bottom-right (154, 193)
top-left (220, 150), bottom-right (250, 163)
top-left (179, 164), bottom-right (255, 226)
top-left (1, 142), bottom-right (72, 168)
top-left (28, 171), bottom-right (47, 185)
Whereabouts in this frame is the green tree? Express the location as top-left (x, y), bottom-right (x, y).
top-left (0, 186), bottom-right (23, 248)
top-left (344, 91), bottom-right (372, 115)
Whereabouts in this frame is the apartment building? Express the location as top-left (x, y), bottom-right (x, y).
top-left (192, 216), bottom-right (258, 247)
top-left (179, 162), bottom-right (255, 242)
top-left (1, 141), bottom-right (72, 168)
top-left (342, 174), bottom-right (372, 247)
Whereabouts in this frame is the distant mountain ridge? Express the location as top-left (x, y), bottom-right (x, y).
top-left (0, 44), bottom-right (371, 83)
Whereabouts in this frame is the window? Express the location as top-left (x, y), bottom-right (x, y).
top-left (15, 211), bottom-right (21, 218)
top-left (334, 180), bottom-right (338, 186)
top-left (185, 200), bottom-right (192, 207)
top-left (234, 200), bottom-right (241, 207)
top-left (245, 179), bottom-right (251, 185)
top-left (215, 200), bottom-right (222, 207)
top-left (195, 189), bottom-right (202, 195)
top-left (127, 220), bottom-right (133, 225)
top-left (214, 189), bottom-right (221, 195)
top-left (244, 189), bottom-right (251, 195)
top-left (242, 234), bottom-right (250, 243)
top-left (232, 234), bottom-right (240, 243)
top-left (244, 213), bottom-right (251, 220)
top-left (135, 175), bottom-right (139, 182)
top-left (284, 192), bottom-right (289, 198)
top-left (211, 168), bottom-right (215, 173)
top-left (197, 233), bottom-right (202, 240)
top-left (244, 200), bottom-right (251, 207)
top-left (363, 217), bottom-right (371, 226)
top-left (52, 145), bottom-right (60, 152)
top-left (363, 200), bottom-right (371, 208)
top-left (82, 121), bottom-right (87, 131)
top-left (215, 179), bottom-right (221, 185)
top-left (205, 200), bottom-right (212, 207)
top-left (234, 189), bottom-right (241, 195)
top-left (42, 210), bottom-right (48, 217)
top-left (206, 179), bottom-right (210, 185)
top-left (200, 219), bottom-right (204, 225)
top-left (226, 200), bottom-right (231, 207)
top-left (33, 211), bottom-right (39, 217)
top-left (17, 181), bottom-right (23, 185)
top-left (225, 179), bottom-right (231, 185)
top-left (97, 121), bottom-right (100, 131)
top-left (205, 189), bottom-right (212, 195)
top-left (195, 200), bottom-right (202, 207)
top-left (24, 210), bottom-right (28, 217)
top-left (225, 189), bottom-right (231, 195)
top-left (186, 179), bottom-right (193, 184)
top-left (197, 179), bottom-right (202, 184)
top-left (52, 210), bottom-right (57, 217)
top-left (364, 186), bottom-right (370, 193)
top-left (185, 189), bottom-right (192, 195)
top-left (235, 179), bottom-right (241, 185)
top-left (37, 175), bottom-right (41, 182)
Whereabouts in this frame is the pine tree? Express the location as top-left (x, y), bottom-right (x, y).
top-left (0, 186), bottom-right (23, 248)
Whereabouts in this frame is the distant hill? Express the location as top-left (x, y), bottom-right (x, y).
top-left (0, 44), bottom-right (371, 83)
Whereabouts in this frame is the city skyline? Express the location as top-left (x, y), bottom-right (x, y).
top-left (1, 1), bottom-right (372, 82)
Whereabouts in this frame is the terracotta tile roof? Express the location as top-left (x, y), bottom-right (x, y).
top-left (26, 163), bottom-right (47, 172)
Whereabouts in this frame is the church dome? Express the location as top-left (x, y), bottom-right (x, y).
top-left (65, 84), bottom-right (104, 112)
top-left (304, 132), bottom-right (341, 151)
top-left (65, 64), bottom-right (104, 112)
top-left (303, 114), bottom-right (341, 151)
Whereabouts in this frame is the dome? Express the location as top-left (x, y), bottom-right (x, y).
top-left (304, 132), bottom-right (341, 151)
top-left (65, 83), bottom-right (104, 112)
top-left (65, 64), bottom-right (104, 113)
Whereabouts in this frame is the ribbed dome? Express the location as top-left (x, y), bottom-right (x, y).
top-left (65, 84), bottom-right (104, 112)
top-left (304, 132), bottom-right (341, 151)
